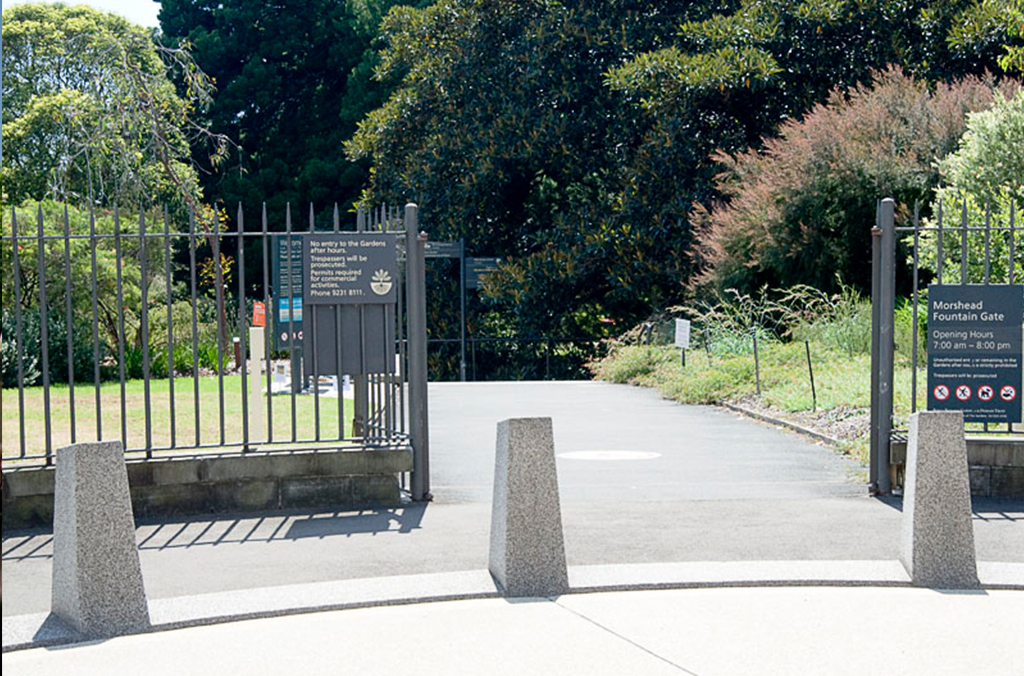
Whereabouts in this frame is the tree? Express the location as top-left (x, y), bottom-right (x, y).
top-left (940, 89), bottom-right (1024, 202)
top-left (926, 88), bottom-right (1024, 284)
top-left (158, 0), bottom-right (422, 217)
top-left (692, 68), bottom-right (1019, 296)
top-left (1, 3), bottom-right (229, 210)
top-left (351, 0), bottom-right (1020, 355)
top-left (1005, 1), bottom-right (1024, 71)
top-left (946, 0), bottom-right (1024, 73)
top-left (349, 0), bottom-right (702, 342)
top-left (607, 0), bottom-right (1021, 290)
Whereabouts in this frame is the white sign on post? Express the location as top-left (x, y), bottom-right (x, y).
top-left (674, 319), bottom-right (691, 349)
top-left (249, 327), bottom-right (266, 441)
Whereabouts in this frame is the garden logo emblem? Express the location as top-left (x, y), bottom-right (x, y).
top-left (371, 269), bottom-right (393, 296)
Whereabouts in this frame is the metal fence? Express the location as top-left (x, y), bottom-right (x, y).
top-left (1, 201), bottom-right (429, 498)
top-left (427, 336), bottom-right (604, 381)
top-left (870, 195), bottom-right (1022, 495)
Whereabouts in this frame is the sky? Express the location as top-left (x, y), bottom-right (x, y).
top-left (2, 0), bottom-right (161, 27)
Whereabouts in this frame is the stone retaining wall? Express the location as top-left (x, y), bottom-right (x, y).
top-left (2, 448), bottom-right (412, 529)
top-left (890, 438), bottom-right (1024, 498)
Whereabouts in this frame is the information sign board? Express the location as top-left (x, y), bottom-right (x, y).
top-left (674, 319), bottom-right (691, 349)
top-left (272, 235), bottom-right (304, 349)
top-left (303, 234), bottom-right (399, 305)
top-left (424, 241), bottom-right (464, 259)
top-left (253, 301), bottom-right (266, 327)
top-left (464, 257), bottom-right (501, 290)
top-left (927, 284), bottom-right (1023, 423)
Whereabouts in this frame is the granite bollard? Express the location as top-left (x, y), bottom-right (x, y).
top-left (900, 411), bottom-right (980, 589)
top-left (489, 417), bottom-right (569, 597)
top-left (52, 441), bottom-right (151, 637)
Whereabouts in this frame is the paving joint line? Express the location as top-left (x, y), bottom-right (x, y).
top-left (552, 597), bottom-right (704, 676)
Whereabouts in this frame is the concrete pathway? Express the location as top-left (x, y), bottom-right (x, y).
top-left (5, 584), bottom-right (1023, 675)
top-left (4, 383), bottom-right (1024, 617)
top-left (429, 381), bottom-right (866, 503)
top-left (3, 381), bottom-right (1023, 666)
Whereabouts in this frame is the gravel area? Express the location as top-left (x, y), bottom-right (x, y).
top-left (730, 395), bottom-right (869, 443)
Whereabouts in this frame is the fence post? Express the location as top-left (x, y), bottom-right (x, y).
top-left (870, 207), bottom-right (881, 494)
top-left (353, 208), bottom-right (369, 436)
top-left (805, 339), bottom-right (816, 412)
top-left (406, 205), bottom-right (431, 501)
top-left (752, 326), bottom-right (761, 395)
top-left (874, 198), bottom-right (896, 495)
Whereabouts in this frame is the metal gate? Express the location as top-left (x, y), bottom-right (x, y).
top-left (869, 196), bottom-right (1021, 495)
top-left (1, 201), bottom-right (430, 500)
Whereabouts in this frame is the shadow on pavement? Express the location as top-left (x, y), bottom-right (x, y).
top-left (284, 505), bottom-right (427, 538)
top-left (871, 495), bottom-right (1023, 520)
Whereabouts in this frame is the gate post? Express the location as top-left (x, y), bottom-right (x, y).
top-left (871, 198), bottom-right (896, 495)
top-left (353, 208), bottom-right (369, 435)
top-left (406, 205), bottom-right (431, 501)
top-left (870, 206), bottom-right (882, 494)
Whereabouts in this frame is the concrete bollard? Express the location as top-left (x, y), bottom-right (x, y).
top-left (51, 441), bottom-right (151, 637)
top-left (900, 411), bottom-right (980, 589)
top-left (489, 417), bottom-right (569, 597)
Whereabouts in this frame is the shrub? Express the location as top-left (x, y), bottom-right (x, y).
top-left (789, 285), bottom-right (873, 356)
top-left (0, 308), bottom-right (104, 386)
top-left (1, 311), bottom-right (41, 387)
top-left (693, 67), bottom-right (1020, 297)
top-left (919, 90), bottom-right (1024, 285)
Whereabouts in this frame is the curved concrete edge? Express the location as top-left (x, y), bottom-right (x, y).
top-left (5, 560), bottom-right (1022, 653)
top-left (720, 403), bottom-right (841, 447)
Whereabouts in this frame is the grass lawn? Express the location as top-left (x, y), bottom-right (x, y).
top-left (2, 375), bottom-right (359, 461)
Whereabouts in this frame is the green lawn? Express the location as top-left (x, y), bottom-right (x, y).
top-left (2, 375), bottom-right (360, 461)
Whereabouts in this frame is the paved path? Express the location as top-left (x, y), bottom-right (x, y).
top-left (429, 381), bottom-right (866, 503)
top-left (3, 381), bottom-right (1023, 634)
top-left (5, 585), bottom-right (1023, 675)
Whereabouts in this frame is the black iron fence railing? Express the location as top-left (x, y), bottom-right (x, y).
top-left (425, 336), bottom-right (605, 381)
top-left (1, 203), bottom-right (426, 479)
top-left (869, 195), bottom-right (1022, 495)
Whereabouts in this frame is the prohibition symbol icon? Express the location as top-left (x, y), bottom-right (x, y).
top-left (933, 384), bottom-right (950, 401)
top-left (1000, 385), bottom-right (1017, 402)
top-left (978, 385), bottom-right (995, 402)
top-left (955, 385), bottom-right (972, 402)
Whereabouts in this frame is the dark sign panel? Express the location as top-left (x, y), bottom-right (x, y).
top-left (303, 234), bottom-right (399, 305)
top-left (927, 284), bottom-right (1023, 423)
top-left (272, 235), bottom-right (304, 349)
top-left (464, 257), bottom-right (501, 290)
top-left (424, 240), bottom-right (464, 259)
top-left (303, 305), bottom-right (395, 375)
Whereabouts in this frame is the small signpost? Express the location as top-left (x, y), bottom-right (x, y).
top-left (675, 318), bottom-right (691, 367)
top-left (464, 257), bottom-right (502, 290)
top-left (425, 240), bottom-right (468, 381)
top-left (424, 241), bottom-right (464, 259)
top-left (252, 301), bottom-right (266, 328)
top-left (272, 235), bottom-right (304, 349)
top-left (927, 284), bottom-right (1024, 423)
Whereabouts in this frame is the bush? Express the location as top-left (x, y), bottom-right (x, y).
top-left (693, 67), bottom-right (1020, 297)
top-left (1, 312), bottom-right (41, 388)
top-left (591, 345), bottom-right (671, 384)
top-left (939, 89), bottom-right (1024, 203)
top-left (789, 285), bottom-right (872, 356)
top-left (0, 308), bottom-right (105, 386)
